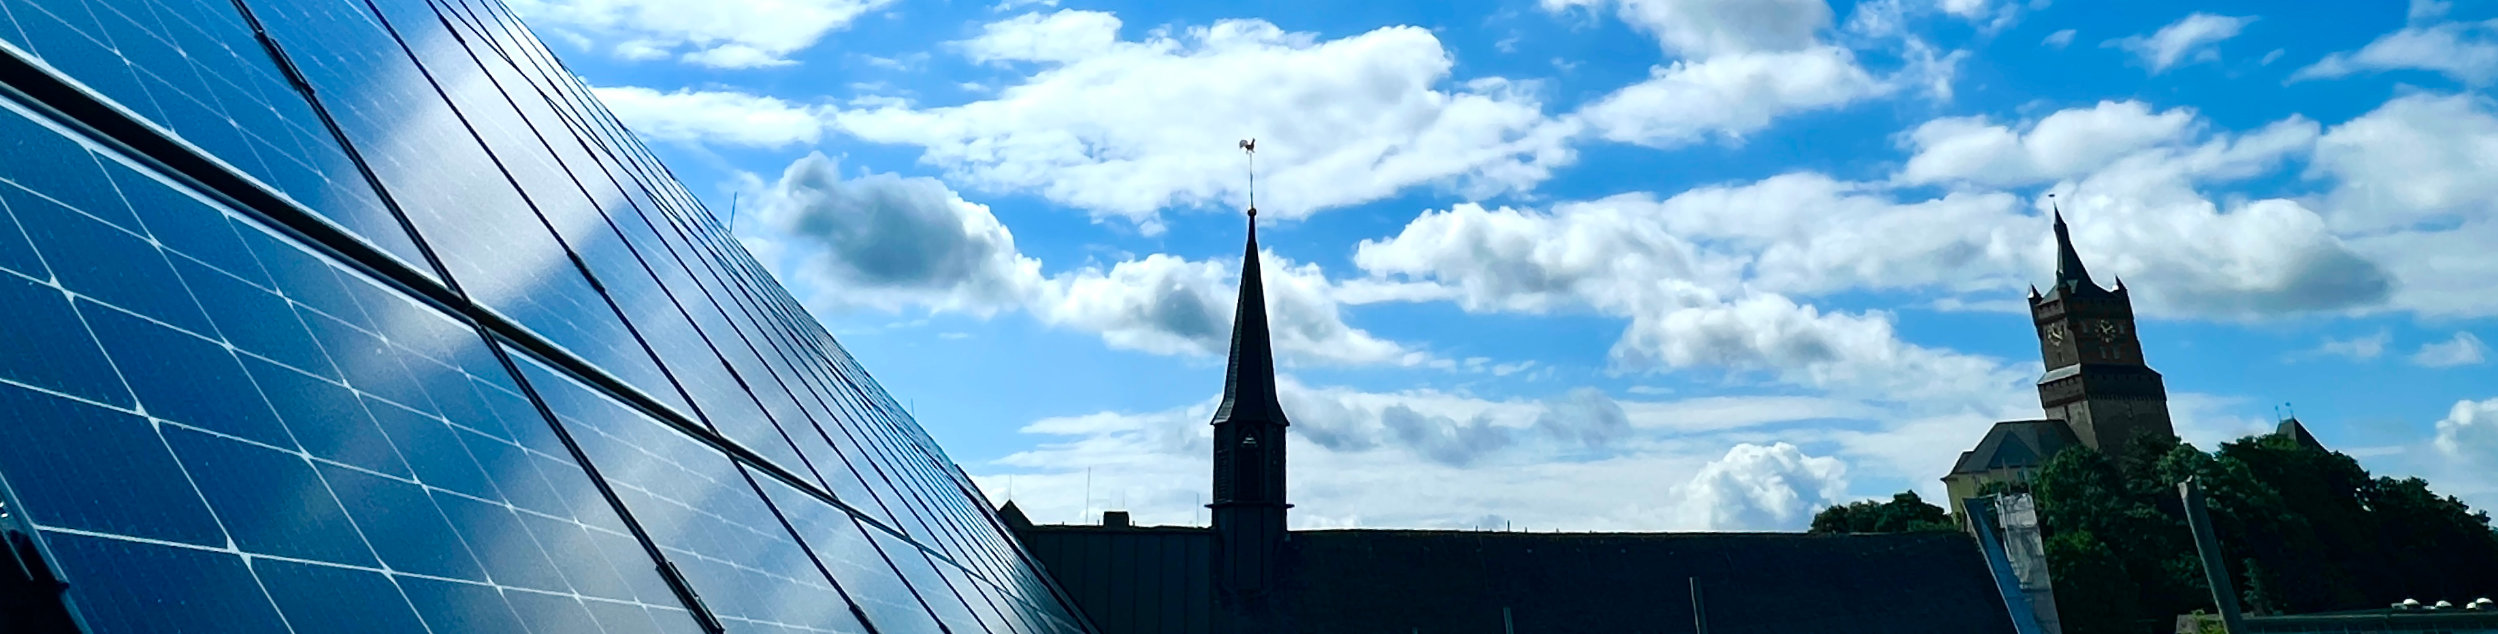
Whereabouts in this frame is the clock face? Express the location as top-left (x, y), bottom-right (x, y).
top-left (2093, 320), bottom-right (2123, 342)
top-left (2044, 323), bottom-right (2066, 345)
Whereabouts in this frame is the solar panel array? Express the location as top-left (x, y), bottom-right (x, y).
top-left (0, 0), bottom-right (1094, 631)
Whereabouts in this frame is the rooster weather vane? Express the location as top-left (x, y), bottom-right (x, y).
top-left (1240, 138), bottom-right (1258, 218)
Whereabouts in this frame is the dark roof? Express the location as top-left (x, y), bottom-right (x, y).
top-left (2274, 417), bottom-right (2326, 451)
top-left (1281, 530), bottom-right (2015, 634)
top-left (1951, 419), bottom-right (2082, 475)
top-left (1012, 524), bottom-right (2015, 634)
top-left (2044, 210), bottom-right (2111, 300)
top-left (1212, 218), bottom-right (1288, 428)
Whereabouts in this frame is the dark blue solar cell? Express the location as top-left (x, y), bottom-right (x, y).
top-left (82, 301), bottom-right (294, 447)
top-left (512, 511), bottom-right (633, 602)
top-left (161, 425), bottom-right (376, 566)
top-left (242, 356), bottom-right (408, 476)
top-left (585, 600), bottom-right (693, 634)
top-left (757, 475), bottom-right (943, 634)
top-left (315, 462), bottom-right (488, 582)
top-left (305, 312), bottom-right (435, 410)
top-left (871, 526), bottom-right (985, 634)
top-left (39, 531), bottom-right (291, 633)
top-left (502, 589), bottom-right (607, 634)
top-left (0, 382), bottom-right (222, 546)
top-left (233, 223), bottom-right (372, 328)
top-left (362, 396), bottom-right (498, 500)
top-left (251, 558), bottom-right (433, 634)
top-left (5, 182), bottom-right (213, 333)
top-left (429, 491), bottom-right (571, 591)
top-left (413, 359), bottom-right (516, 439)
top-left (397, 575), bottom-right (533, 634)
top-left (457, 430), bottom-right (565, 516)
top-left (0, 187), bottom-right (52, 278)
top-left (178, 258), bottom-right (339, 378)
top-left (100, 159), bottom-right (270, 285)
top-left (7, 15), bottom-right (168, 150)
top-left (0, 273), bottom-right (129, 405)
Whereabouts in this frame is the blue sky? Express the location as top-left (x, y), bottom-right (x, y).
top-left (511, 0), bottom-right (2498, 530)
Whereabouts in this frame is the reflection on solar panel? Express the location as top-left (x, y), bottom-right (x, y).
top-left (0, 0), bottom-right (1093, 631)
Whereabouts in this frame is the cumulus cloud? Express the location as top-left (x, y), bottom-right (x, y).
top-left (1540, 0), bottom-right (1833, 57)
top-left (2435, 397), bottom-right (2498, 464)
top-left (1896, 100), bottom-right (2203, 187)
top-left (593, 86), bottom-right (828, 148)
top-left (1031, 250), bottom-right (1426, 366)
top-left (2410, 332), bottom-right (2488, 367)
top-left (977, 377), bottom-right (1886, 531)
top-left (830, 10), bottom-right (1579, 231)
top-left (1577, 46), bottom-right (1886, 148)
top-left (1671, 442), bottom-right (1849, 530)
top-left (2104, 13), bottom-right (2254, 74)
top-left (2291, 17), bottom-right (2498, 86)
top-left (744, 154), bottom-right (1415, 365)
top-left (2312, 93), bottom-right (2498, 318)
top-left (508, 0), bottom-right (893, 68)
top-left (757, 153), bottom-right (1043, 315)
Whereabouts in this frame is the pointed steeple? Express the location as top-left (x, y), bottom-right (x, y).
top-left (2051, 208), bottom-right (2098, 292)
top-left (1212, 215), bottom-right (1288, 427)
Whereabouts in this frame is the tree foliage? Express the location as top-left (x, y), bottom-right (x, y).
top-left (1809, 491), bottom-right (1956, 534)
top-left (2023, 433), bottom-right (2498, 633)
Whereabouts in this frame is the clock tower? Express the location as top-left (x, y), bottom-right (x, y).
top-left (2028, 210), bottom-right (2174, 459)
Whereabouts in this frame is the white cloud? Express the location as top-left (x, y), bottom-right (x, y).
top-left (2312, 93), bottom-right (2498, 318)
top-left (742, 154), bottom-right (1417, 366)
top-left (1672, 442), bottom-right (1849, 530)
top-left (2312, 330), bottom-right (2391, 360)
top-left (2041, 28), bottom-right (2075, 49)
top-left (1577, 46), bottom-right (1886, 148)
top-left (507, 0), bottom-right (894, 68)
top-left (1897, 100), bottom-right (2203, 187)
top-left (2435, 397), bottom-right (2498, 464)
top-left (1540, 0), bottom-right (1833, 57)
top-left (755, 153), bottom-right (1044, 316)
top-left (957, 9), bottom-right (1126, 64)
top-left (976, 378), bottom-right (1902, 531)
top-left (1936, 0), bottom-right (1989, 19)
top-left (593, 86), bottom-right (828, 148)
top-left (2291, 18), bottom-right (2498, 86)
top-left (1031, 249), bottom-right (1427, 367)
top-left (2104, 13), bottom-right (2254, 74)
top-left (830, 11), bottom-right (1579, 232)
top-left (2410, 332), bottom-right (2488, 367)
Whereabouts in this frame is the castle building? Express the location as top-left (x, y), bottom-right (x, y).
top-left (1000, 212), bottom-right (2025, 634)
top-left (1946, 210), bottom-right (2179, 522)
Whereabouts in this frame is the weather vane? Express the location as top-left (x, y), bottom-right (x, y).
top-left (1239, 138), bottom-right (1258, 218)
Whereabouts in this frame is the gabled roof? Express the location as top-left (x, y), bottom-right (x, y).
top-left (1211, 217), bottom-right (1288, 428)
top-left (1951, 419), bottom-right (2082, 475)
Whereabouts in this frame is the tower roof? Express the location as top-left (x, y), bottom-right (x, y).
top-left (1212, 217), bottom-right (1289, 427)
top-left (2044, 209), bottom-right (2110, 299)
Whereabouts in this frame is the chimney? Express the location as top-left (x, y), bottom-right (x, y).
top-left (1102, 511), bottom-right (1131, 529)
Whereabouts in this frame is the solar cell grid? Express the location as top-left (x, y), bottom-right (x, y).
top-left (0, 101), bottom-right (704, 632)
top-left (0, 0), bottom-right (1098, 628)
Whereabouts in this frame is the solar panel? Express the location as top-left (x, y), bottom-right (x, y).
top-left (0, 0), bottom-right (1095, 630)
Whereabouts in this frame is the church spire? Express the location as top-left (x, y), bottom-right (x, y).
top-left (1212, 214), bottom-right (1288, 427)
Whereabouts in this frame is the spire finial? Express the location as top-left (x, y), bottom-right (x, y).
top-left (2049, 193), bottom-right (2096, 291)
top-left (1239, 138), bottom-right (1258, 220)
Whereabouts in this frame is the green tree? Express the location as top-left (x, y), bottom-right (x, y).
top-left (2046, 529), bottom-right (2141, 634)
top-left (1809, 491), bottom-right (1955, 534)
top-left (2020, 431), bottom-right (2498, 628)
